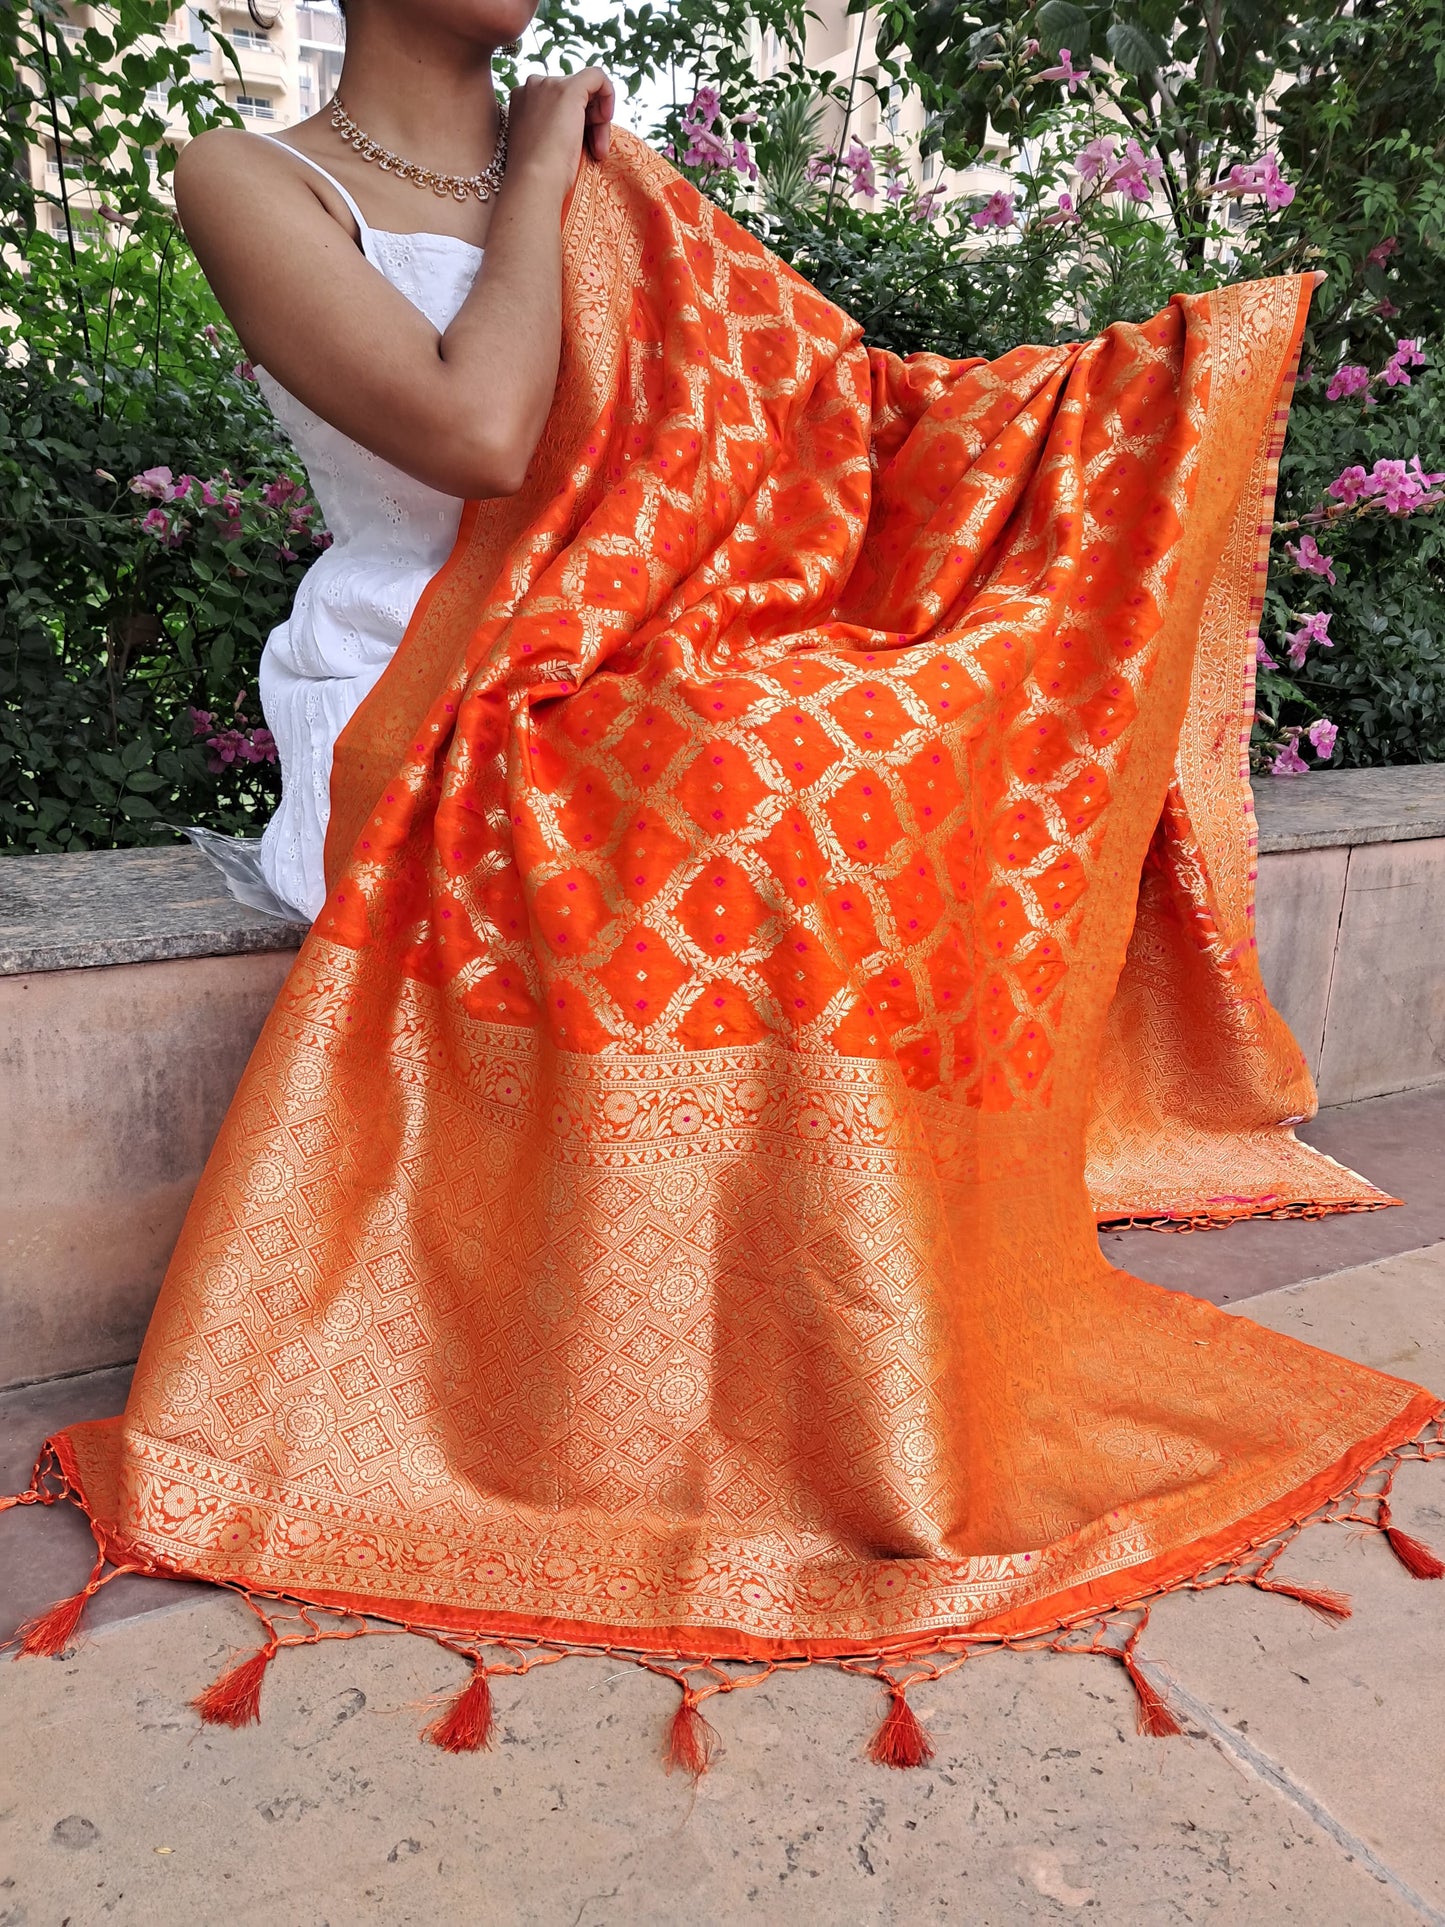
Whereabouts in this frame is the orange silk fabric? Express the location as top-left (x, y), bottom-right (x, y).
top-left (58, 134), bottom-right (1434, 1658)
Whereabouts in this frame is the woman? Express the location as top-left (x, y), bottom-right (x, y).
top-left (8, 0), bottom-right (1439, 1766)
top-left (175, 1), bottom-right (615, 917)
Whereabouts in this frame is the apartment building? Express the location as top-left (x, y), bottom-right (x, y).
top-left (29, 0), bottom-right (343, 230)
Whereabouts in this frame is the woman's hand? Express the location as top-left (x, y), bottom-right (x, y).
top-left (505, 68), bottom-right (614, 200)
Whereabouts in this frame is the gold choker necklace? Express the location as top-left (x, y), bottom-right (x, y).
top-left (327, 94), bottom-right (509, 203)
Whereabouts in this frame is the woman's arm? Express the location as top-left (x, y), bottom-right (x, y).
top-left (171, 70), bottom-right (614, 500)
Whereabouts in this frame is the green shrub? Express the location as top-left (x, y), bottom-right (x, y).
top-left (2, 0), bottom-right (1440, 860)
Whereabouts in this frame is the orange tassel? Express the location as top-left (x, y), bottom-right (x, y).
top-left (665, 1691), bottom-right (720, 1778)
top-left (191, 1644), bottom-right (275, 1728)
top-left (1386, 1526), bottom-right (1445, 1580)
top-left (424, 1661), bottom-right (494, 1753)
top-left (1123, 1653), bottom-right (1184, 1738)
top-left (1254, 1577), bottom-right (1353, 1621)
top-left (867, 1685), bottom-right (935, 1768)
top-left (12, 1585), bottom-right (91, 1658)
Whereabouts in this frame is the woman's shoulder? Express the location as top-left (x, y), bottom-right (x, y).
top-left (172, 124), bottom-right (355, 250)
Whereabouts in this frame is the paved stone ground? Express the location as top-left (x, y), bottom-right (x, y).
top-left (2, 1087), bottom-right (1443, 1925)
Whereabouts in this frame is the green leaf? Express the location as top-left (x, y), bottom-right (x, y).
top-left (1105, 20), bottom-right (1168, 75)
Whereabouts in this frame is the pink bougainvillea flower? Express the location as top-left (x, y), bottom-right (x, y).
top-left (1366, 236), bottom-right (1399, 266)
top-left (129, 465), bottom-right (175, 499)
top-left (1255, 636), bottom-right (1276, 669)
top-left (1326, 364), bottom-right (1370, 402)
top-left (1040, 191), bottom-right (1078, 228)
top-left (261, 475), bottom-right (303, 510)
top-left (199, 479), bottom-right (221, 507)
top-left (971, 190), bottom-right (1016, 230)
top-left (1073, 134), bottom-right (1117, 182)
top-left (140, 506), bottom-right (171, 538)
top-left (187, 707), bottom-right (215, 736)
top-left (201, 322), bottom-right (222, 349)
top-left (1270, 734), bottom-right (1311, 776)
top-left (1381, 338), bottom-right (1426, 388)
top-left (1285, 533), bottom-right (1336, 583)
top-left (1375, 297), bottom-right (1399, 320)
top-left (233, 359), bottom-right (256, 382)
top-left (1307, 717), bottom-right (1339, 759)
top-left (312, 528), bottom-right (334, 550)
top-left (1037, 47), bottom-right (1088, 92)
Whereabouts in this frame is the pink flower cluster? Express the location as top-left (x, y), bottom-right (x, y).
top-left (1327, 456), bottom-right (1445, 515)
top-left (842, 138), bottom-right (875, 201)
top-left (1073, 135), bottom-right (1163, 203)
top-left (1325, 363), bottom-right (1370, 402)
top-left (1283, 609), bottom-right (1334, 670)
top-left (1224, 151), bottom-right (1294, 210)
top-left (128, 464), bottom-right (330, 555)
top-left (1270, 718), bottom-right (1338, 774)
top-left (1284, 532), bottom-right (1336, 582)
top-left (678, 87), bottom-right (758, 182)
top-left (1326, 337), bottom-right (1428, 401)
top-left (806, 138), bottom-right (878, 203)
top-left (971, 189), bottom-right (1016, 231)
top-left (187, 692), bottom-right (278, 775)
top-left (1382, 338), bottom-right (1426, 388)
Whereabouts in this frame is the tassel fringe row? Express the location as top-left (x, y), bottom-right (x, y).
top-left (5, 1425), bottom-right (1444, 1771)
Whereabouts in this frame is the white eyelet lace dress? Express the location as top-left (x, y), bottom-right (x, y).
top-left (185, 131), bottom-right (482, 922)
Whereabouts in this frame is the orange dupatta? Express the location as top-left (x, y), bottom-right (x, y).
top-left (21, 134), bottom-right (1439, 1735)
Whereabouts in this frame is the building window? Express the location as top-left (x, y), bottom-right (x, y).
top-left (229, 27), bottom-right (275, 50)
top-left (234, 93), bottom-right (276, 118)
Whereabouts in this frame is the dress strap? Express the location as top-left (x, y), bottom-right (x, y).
top-left (250, 130), bottom-right (375, 259)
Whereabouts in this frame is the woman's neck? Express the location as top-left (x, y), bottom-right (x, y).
top-left (330, 16), bottom-right (503, 175)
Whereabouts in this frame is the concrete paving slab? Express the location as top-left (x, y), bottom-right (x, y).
top-left (1147, 1244), bottom-right (1445, 1914)
top-left (1102, 1083), bottom-right (1445, 1304)
top-left (0, 1587), bottom-right (1416, 1927)
top-left (0, 1364), bottom-right (209, 1638)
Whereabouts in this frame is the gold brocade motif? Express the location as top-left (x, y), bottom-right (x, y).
top-left (54, 134), bottom-right (1437, 1663)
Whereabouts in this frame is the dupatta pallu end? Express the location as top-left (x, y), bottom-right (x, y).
top-left (1085, 309), bottom-right (1395, 1230)
top-left (10, 134), bottom-right (1441, 1761)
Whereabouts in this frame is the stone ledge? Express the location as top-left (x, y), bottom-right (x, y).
top-left (1251, 760), bottom-right (1445, 853)
top-left (0, 846), bottom-right (307, 976)
top-left (0, 760), bottom-right (1440, 975)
